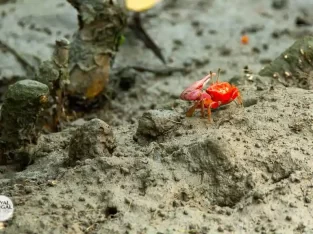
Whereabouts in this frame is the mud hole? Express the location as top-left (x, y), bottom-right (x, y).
top-left (1, 0), bottom-right (313, 233)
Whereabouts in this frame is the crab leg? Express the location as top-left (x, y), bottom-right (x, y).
top-left (237, 92), bottom-right (243, 106)
top-left (231, 88), bottom-right (243, 106)
top-left (186, 100), bottom-right (203, 117)
top-left (200, 100), bottom-right (205, 117)
top-left (206, 100), bottom-right (220, 123)
top-left (207, 105), bottom-right (213, 123)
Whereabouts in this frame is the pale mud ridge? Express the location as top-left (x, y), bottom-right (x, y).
top-left (1, 0), bottom-right (313, 233)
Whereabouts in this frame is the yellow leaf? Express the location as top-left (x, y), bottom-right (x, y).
top-left (125, 0), bottom-right (162, 12)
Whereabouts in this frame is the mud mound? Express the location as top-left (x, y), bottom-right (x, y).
top-left (67, 118), bottom-right (116, 166)
top-left (1, 84), bottom-right (312, 233)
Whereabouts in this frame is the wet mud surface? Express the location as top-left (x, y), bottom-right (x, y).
top-left (1, 0), bottom-right (313, 233)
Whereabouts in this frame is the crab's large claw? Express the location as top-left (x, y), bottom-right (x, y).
top-left (180, 73), bottom-right (216, 101)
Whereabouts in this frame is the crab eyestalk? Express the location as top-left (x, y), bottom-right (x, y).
top-left (66, 0), bottom-right (128, 106)
top-left (0, 80), bottom-right (49, 165)
top-left (215, 69), bottom-right (221, 83)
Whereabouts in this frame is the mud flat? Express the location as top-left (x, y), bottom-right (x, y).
top-left (1, 0), bottom-right (313, 233)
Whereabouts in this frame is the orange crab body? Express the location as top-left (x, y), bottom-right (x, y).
top-left (206, 82), bottom-right (241, 106)
top-left (180, 70), bottom-right (242, 122)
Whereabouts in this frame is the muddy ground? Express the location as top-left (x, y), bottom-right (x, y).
top-left (1, 0), bottom-right (313, 233)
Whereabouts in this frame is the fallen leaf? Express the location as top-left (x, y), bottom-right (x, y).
top-left (125, 0), bottom-right (162, 12)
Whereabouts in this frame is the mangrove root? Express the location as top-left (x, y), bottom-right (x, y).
top-left (66, 0), bottom-right (128, 104)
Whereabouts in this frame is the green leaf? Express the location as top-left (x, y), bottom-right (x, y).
top-left (119, 35), bottom-right (126, 46)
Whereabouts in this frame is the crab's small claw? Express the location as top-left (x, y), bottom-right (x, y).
top-left (180, 73), bottom-right (216, 101)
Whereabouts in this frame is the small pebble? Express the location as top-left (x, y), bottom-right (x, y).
top-left (304, 196), bottom-right (311, 203)
top-left (38, 199), bottom-right (45, 206)
top-left (51, 202), bottom-right (59, 208)
top-left (217, 208), bottom-right (225, 215)
top-left (295, 16), bottom-right (312, 27)
top-left (24, 186), bottom-right (32, 194)
top-left (158, 204), bottom-right (165, 209)
top-left (172, 200), bottom-right (180, 207)
top-left (120, 167), bottom-right (130, 175)
top-left (272, 0), bottom-right (288, 10)
top-left (289, 174), bottom-right (300, 183)
top-left (47, 180), bottom-right (57, 187)
top-left (78, 197), bottom-right (85, 202)
top-left (219, 47), bottom-right (232, 56)
top-left (226, 225), bottom-right (234, 232)
top-left (158, 211), bottom-right (166, 217)
top-left (225, 208), bottom-right (232, 216)
top-left (124, 198), bottom-right (132, 204)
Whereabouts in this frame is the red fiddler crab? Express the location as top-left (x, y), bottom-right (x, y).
top-left (180, 69), bottom-right (243, 122)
